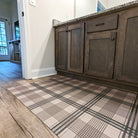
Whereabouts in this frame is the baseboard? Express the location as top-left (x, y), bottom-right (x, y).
top-left (32, 67), bottom-right (57, 79)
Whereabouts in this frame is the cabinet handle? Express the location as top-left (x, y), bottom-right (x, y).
top-left (96, 23), bottom-right (105, 26)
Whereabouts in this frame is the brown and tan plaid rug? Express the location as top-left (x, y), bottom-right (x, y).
top-left (7, 75), bottom-right (138, 138)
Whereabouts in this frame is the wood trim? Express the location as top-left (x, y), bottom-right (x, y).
top-left (114, 7), bottom-right (138, 83)
top-left (67, 30), bottom-right (71, 72)
top-left (85, 30), bottom-right (117, 78)
top-left (57, 70), bottom-right (138, 92)
top-left (87, 30), bottom-right (116, 39)
top-left (55, 26), bottom-right (68, 70)
top-left (56, 26), bottom-right (67, 32)
top-left (86, 14), bottom-right (118, 33)
top-left (68, 23), bottom-right (82, 30)
top-left (68, 22), bottom-right (84, 73)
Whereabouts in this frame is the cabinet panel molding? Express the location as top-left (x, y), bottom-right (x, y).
top-left (56, 26), bottom-right (68, 70)
top-left (115, 8), bottom-right (138, 84)
top-left (85, 31), bottom-right (117, 79)
top-left (68, 23), bottom-right (84, 73)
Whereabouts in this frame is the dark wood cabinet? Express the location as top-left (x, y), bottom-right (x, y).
top-left (56, 23), bottom-right (84, 73)
top-left (115, 8), bottom-right (138, 84)
top-left (85, 31), bottom-right (116, 79)
top-left (86, 14), bottom-right (118, 33)
top-left (55, 5), bottom-right (138, 88)
top-left (55, 26), bottom-right (68, 70)
top-left (68, 23), bottom-right (84, 73)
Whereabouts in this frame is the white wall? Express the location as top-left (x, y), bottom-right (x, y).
top-left (0, 1), bottom-right (11, 19)
top-left (107, 0), bottom-right (135, 8)
top-left (75, 0), bottom-right (97, 18)
top-left (75, 0), bottom-right (109, 18)
top-left (99, 0), bottom-right (108, 8)
top-left (25, 0), bottom-right (74, 78)
top-left (75, 0), bottom-right (134, 17)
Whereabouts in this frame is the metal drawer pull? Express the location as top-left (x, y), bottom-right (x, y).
top-left (96, 23), bottom-right (105, 26)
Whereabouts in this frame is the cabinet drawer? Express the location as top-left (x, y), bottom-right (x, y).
top-left (86, 14), bottom-right (119, 33)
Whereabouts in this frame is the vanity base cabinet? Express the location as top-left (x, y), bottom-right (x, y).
top-left (55, 6), bottom-right (138, 88)
top-left (115, 8), bottom-right (138, 84)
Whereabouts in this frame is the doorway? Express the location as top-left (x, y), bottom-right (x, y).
top-left (0, 19), bottom-right (10, 61)
top-left (0, 0), bottom-right (22, 81)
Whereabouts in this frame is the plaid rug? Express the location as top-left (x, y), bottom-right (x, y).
top-left (7, 75), bottom-right (138, 138)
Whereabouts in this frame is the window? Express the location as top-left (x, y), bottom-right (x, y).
top-left (15, 21), bottom-right (20, 40)
top-left (0, 21), bottom-right (8, 56)
top-left (97, 0), bottom-right (105, 12)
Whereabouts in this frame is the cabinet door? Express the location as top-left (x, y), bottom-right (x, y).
top-left (115, 8), bottom-right (138, 84)
top-left (56, 26), bottom-right (68, 70)
top-left (85, 31), bottom-right (116, 79)
top-left (68, 23), bottom-right (84, 73)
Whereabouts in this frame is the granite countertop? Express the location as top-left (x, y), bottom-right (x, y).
top-left (53, 1), bottom-right (138, 27)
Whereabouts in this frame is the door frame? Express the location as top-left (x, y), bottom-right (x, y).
top-left (17, 0), bottom-right (32, 79)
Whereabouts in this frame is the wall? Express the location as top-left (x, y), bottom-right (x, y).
top-left (75, 0), bottom-right (97, 18)
top-left (11, 0), bottom-right (18, 39)
top-left (99, 0), bottom-right (108, 8)
top-left (75, 0), bottom-right (134, 17)
top-left (0, 1), bottom-right (11, 19)
top-left (107, 0), bottom-right (135, 8)
top-left (26, 0), bottom-right (74, 78)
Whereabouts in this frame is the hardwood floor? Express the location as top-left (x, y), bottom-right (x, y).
top-left (0, 88), bottom-right (57, 138)
top-left (0, 61), bottom-right (22, 82)
top-left (0, 61), bottom-right (57, 138)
